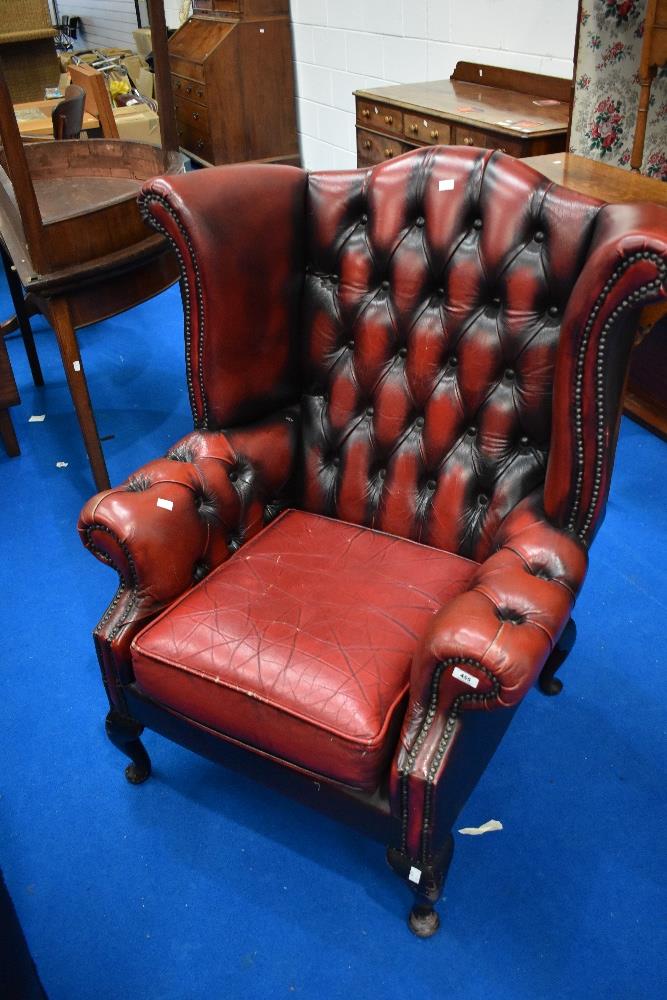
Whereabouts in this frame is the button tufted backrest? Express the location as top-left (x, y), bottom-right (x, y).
top-left (300, 146), bottom-right (603, 561)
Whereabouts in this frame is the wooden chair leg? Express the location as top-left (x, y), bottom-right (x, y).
top-left (0, 409), bottom-right (20, 456)
top-left (539, 618), bottom-right (577, 695)
top-left (105, 709), bottom-right (152, 784)
top-left (1, 247), bottom-right (44, 387)
top-left (49, 296), bottom-right (111, 491)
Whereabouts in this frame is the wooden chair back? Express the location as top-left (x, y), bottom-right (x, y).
top-left (51, 84), bottom-right (85, 140)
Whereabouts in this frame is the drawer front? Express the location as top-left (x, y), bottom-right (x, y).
top-left (356, 99), bottom-right (403, 136)
top-left (170, 56), bottom-right (204, 84)
top-left (452, 125), bottom-right (490, 148)
top-left (177, 120), bottom-right (213, 163)
top-left (174, 94), bottom-right (210, 131)
top-left (404, 114), bottom-right (450, 145)
top-left (357, 128), bottom-right (409, 165)
top-left (172, 74), bottom-right (207, 107)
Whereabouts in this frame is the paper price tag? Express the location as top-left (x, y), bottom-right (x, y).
top-left (452, 666), bottom-right (479, 689)
top-left (156, 498), bottom-right (174, 511)
top-left (408, 866), bottom-right (422, 884)
top-left (439, 178), bottom-right (455, 191)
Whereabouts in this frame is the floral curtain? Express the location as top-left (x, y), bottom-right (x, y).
top-left (570, 0), bottom-right (667, 180)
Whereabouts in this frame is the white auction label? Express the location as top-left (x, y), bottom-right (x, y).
top-left (408, 866), bottom-right (422, 884)
top-left (452, 666), bottom-right (479, 689)
top-left (156, 498), bottom-right (174, 511)
top-left (439, 178), bottom-right (455, 191)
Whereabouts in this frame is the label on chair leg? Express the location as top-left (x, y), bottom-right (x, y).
top-left (408, 866), bottom-right (422, 884)
top-left (452, 666), bottom-right (479, 688)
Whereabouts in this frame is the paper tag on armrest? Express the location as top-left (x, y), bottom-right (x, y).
top-left (408, 866), bottom-right (422, 884)
top-left (439, 178), bottom-right (455, 191)
top-left (156, 497), bottom-right (174, 511)
top-left (452, 666), bottom-right (479, 688)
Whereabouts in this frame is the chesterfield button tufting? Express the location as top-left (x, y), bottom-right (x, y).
top-left (360, 214), bottom-right (368, 224)
top-left (505, 369), bottom-right (515, 380)
top-left (366, 406), bottom-right (374, 416)
top-left (449, 355), bottom-right (458, 366)
top-left (548, 305), bottom-right (559, 316)
top-left (426, 479), bottom-right (437, 491)
top-left (398, 347), bottom-right (407, 357)
top-left (473, 218), bottom-right (483, 229)
top-left (467, 425), bottom-right (477, 436)
top-left (534, 230), bottom-right (545, 242)
top-left (381, 279), bottom-right (390, 290)
top-left (478, 494), bottom-right (489, 506)
top-left (332, 456), bottom-right (340, 466)
top-left (416, 216), bottom-right (425, 227)
top-left (415, 417), bottom-right (425, 428)
top-left (437, 287), bottom-right (445, 297)
top-left (348, 339), bottom-right (355, 349)
top-left (378, 468), bottom-right (386, 479)
top-left (492, 297), bottom-right (501, 307)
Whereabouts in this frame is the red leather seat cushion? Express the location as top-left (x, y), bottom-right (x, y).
top-left (131, 511), bottom-right (477, 790)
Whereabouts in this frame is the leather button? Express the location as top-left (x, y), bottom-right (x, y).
top-left (381, 280), bottom-right (390, 290)
top-left (478, 493), bottom-right (489, 506)
top-left (505, 368), bottom-right (515, 380)
top-left (348, 339), bottom-right (355, 349)
top-left (534, 230), bottom-right (545, 243)
top-left (398, 346), bottom-right (407, 358)
top-left (360, 214), bottom-right (368, 224)
top-left (415, 417), bottom-right (425, 428)
top-left (548, 305), bottom-right (559, 317)
top-left (378, 468), bottom-right (386, 479)
top-left (473, 218), bottom-right (483, 230)
top-left (519, 435), bottom-right (530, 448)
top-left (331, 274), bottom-right (339, 284)
top-left (492, 297), bottom-right (501, 307)
top-left (332, 457), bottom-right (340, 466)
top-left (228, 470), bottom-right (238, 482)
top-left (449, 355), bottom-right (458, 367)
top-left (437, 287), bottom-right (445, 297)
top-left (467, 425), bottom-right (477, 436)
top-left (416, 216), bottom-right (425, 227)
top-left (366, 406), bottom-right (374, 417)
top-left (426, 479), bottom-right (437, 491)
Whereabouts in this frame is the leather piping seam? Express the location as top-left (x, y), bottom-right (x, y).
top-left (85, 523), bottom-right (139, 643)
top-left (138, 191), bottom-right (209, 429)
top-left (568, 251), bottom-right (666, 538)
top-left (398, 657), bottom-right (500, 857)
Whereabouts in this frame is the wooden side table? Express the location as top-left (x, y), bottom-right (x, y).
top-left (524, 152), bottom-right (667, 438)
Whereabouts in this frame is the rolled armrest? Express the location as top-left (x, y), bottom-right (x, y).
top-left (391, 493), bottom-right (588, 857)
top-left (79, 407), bottom-right (299, 708)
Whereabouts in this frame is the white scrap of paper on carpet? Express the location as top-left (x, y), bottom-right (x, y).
top-left (29, 414), bottom-right (46, 422)
top-left (458, 819), bottom-right (503, 836)
top-left (56, 461), bottom-right (69, 468)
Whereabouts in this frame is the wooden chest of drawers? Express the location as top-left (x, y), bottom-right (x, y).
top-left (168, 3), bottom-right (299, 167)
top-left (355, 63), bottom-right (570, 168)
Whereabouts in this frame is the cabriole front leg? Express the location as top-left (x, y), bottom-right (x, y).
top-left (387, 834), bottom-right (454, 938)
top-left (105, 708), bottom-right (152, 784)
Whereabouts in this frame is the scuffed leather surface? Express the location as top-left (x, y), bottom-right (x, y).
top-left (391, 491), bottom-right (588, 852)
top-left (139, 164), bottom-right (306, 429)
top-left (545, 203), bottom-right (667, 541)
top-left (300, 147), bottom-right (601, 560)
top-left (79, 409), bottom-right (299, 709)
top-left (131, 510), bottom-right (477, 789)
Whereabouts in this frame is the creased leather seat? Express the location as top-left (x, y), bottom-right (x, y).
top-left (132, 510), bottom-right (477, 789)
top-left (78, 145), bottom-right (667, 936)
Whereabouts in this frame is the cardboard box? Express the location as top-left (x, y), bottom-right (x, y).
top-left (113, 104), bottom-right (161, 146)
top-left (133, 29), bottom-right (153, 60)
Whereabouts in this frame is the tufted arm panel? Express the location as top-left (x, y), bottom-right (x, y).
top-left (79, 408), bottom-right (299, 710)
top-left (545, 202), bottom-right (667, 542)
top-left (139, 163), bottom-right (307, 431)
top-left (390, 491), bottom-right (588, 858)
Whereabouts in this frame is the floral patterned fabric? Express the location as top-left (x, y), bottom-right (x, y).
top-left (571, 0), bottom-right (667, 179)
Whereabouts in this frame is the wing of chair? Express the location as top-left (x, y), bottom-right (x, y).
top-left (78, 147), bottom-right (667, 937)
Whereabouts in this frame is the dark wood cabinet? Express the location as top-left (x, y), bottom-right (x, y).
top-left (168, 0), bottom-right (299, 166)
top-left (355, 62), bottom-right (570, 168)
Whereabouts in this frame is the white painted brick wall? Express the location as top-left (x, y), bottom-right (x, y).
top-left (292, 0), bottom-right (579, 170)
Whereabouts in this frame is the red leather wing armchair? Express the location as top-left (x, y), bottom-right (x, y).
top-left (79, 147), bottom-right (667, 937)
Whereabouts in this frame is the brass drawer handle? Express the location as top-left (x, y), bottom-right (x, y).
top-left (384, 114), bottom-right (393, 124)
top-left (499, 146), bottom-right (507, 153)
top-left (384, 148), bottom-right (394, 158)
top-left (193, 112), bottom-right (200, 120)
top-left (362, 108), bottom-right (370, 118)
top-left (363, 140), bottom-right (372, 150)
top-left (410, 123), bottom-right (418, 134)
top-left (430, 129), bottom-right (439, 140)
top-left (463, 136), bottom-right (473, 145)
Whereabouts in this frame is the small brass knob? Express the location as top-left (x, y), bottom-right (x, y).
top-left (193, 112), bottom-right (199, 120)
top-left (363, 140), bottom-right (372, 150)
top-left (384, 115), bottom-right (393, 124)
top-left (362, 108), bottom-right (370, 118)
top-left (499, 146), bottom-right (507, 153)
top-left (175, 80), bottom-right (181, 89)
top-left (430, 129), bottom-right (439, 140)
top-left (384, 148), bottom-right (394, 158)
top-left (410, 123), bottom-right (418, 134)
top-left (463, 136), bottom-right (473, 145)
top-left (186, 87), bottom-right (192, 95)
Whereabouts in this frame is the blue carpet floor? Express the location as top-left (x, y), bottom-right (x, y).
top-left (0, 272), bottom-right (665, 1000)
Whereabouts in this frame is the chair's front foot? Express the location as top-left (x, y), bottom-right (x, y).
top-left (387, 834), bottom-right (454, 937)
top-left (105, 709), bottom-right (152, 784)
top-left (538, 618), bottom-right (577, 696)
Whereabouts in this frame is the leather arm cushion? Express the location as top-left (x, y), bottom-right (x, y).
top-left (545, 202), bottom-right (667, 542)
top-left (139, 163), bottom-right (307, 430)
top-left (78, 408), bottom-right (299, 705)
top-left (391, 494), bottom-right (588, 854)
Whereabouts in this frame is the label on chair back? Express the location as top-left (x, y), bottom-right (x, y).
top-left (408, 866), bottom-right (422, 884)
top-left (452, 667), bottom-right (479, 689)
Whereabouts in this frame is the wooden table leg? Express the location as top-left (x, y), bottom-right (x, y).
top-left (0, 409), bottom-right (19, 456)
top-left (49, 296), bottom-right (110, 491)
top-left (1, 245), bottom-right (44, 387)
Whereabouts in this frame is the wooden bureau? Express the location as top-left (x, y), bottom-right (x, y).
top-left (168, 0), bottom-right (299, 166)
top-left (355, 63), bottom-right (570, 167)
